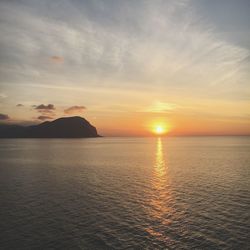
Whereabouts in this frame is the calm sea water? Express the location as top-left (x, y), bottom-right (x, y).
top-left (0, 137), bottom-right (249, 249)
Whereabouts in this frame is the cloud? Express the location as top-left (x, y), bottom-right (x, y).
top-left (143, 102), bottom-right (177, 113)
top-left (50, 55), bottom-right (64, 63)
top-left (0, 93), bottom-right (7, 99)
top-left (34, 104), bottom-right (56, 116)
top-left (0, 0), bottom-right (247, 102)
top-left (0, 0), bottom-right (249, 118)
top-left (64, 105), bottom-right (86, 114)
top-left (0, 113), bottom-right (9, 120)
top-left (37, 115), bottom-right (53, 121)
top-left (35, 104), bottom-right (55, 110)
top-left (16, 103), bottom-right (24, 107)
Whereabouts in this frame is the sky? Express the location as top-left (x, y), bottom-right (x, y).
top-left (0, 0), bottom-right (249, 136)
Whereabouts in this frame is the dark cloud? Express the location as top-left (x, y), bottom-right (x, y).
top-left (35, 104), bottom-right (55, 110)
top-left (50, 56), bottom-right (64, 63)
top-left (64, 106), bottom-right (86, 114)
top-left (16, 103), bottom-right (24, 107)
top-left (0, 113), bottom-right (9, 120)
top-left (37, 115), bottom-right (53, 121)
top-left (33, 104), bottom-right (56, 117)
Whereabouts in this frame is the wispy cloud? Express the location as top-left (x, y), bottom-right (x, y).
top-left (50, 56), bottom-right (64, 64)
top-left (64, 105), bottom-right (86, 114)
top-left (0, 93), bottom-right (7, 99)
top-left (143, 102), bottom-right (177, 113)
top-left (0, 0), bottom-right (248, 96)
top-left (35, 104), bottom-right (55, 110)
top-left (37, 115), bottom-right (53, 121)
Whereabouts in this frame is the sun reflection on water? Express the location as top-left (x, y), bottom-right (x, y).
top-left (155, 138), bottom-right (166, 181)
top-left (145, 138), bottom-right (176, 242)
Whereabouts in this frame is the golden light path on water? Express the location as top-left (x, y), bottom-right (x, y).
top-left (145, 138), bottom-right (178, 243)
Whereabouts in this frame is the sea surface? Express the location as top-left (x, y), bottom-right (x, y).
top-left (0, 137), bottom-right (249, 249)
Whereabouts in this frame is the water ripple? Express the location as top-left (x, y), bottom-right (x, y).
top-left (0, 137), bottom-right (249, 249)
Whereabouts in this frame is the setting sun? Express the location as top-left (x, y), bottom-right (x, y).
top-left (147, 120), bottom-right (171, 136)
top-left (152, 124), bottom-right (168, 135)
top-left (155, 125), bottom-right (165, 135)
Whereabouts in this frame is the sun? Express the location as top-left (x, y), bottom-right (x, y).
top-left (148, 120), bottom-right (171, 136)
top-left (155, 125), bottom-right (165, 134)
top-left (153, 124), bottom-right (167, 135)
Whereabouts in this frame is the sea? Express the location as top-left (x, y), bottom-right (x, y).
top-left (0, 137), bottom-right (249, 249)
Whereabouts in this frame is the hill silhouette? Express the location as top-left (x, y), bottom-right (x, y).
top-left (0, 116), bottom-right (100, 138)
